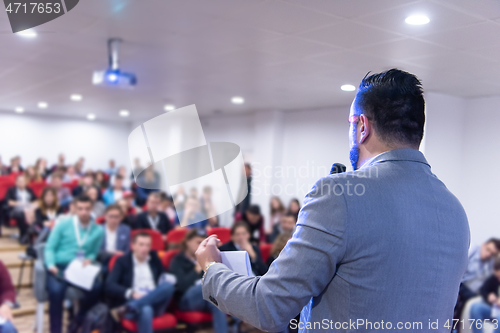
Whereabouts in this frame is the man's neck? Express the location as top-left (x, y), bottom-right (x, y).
top-left (149, 211), bottom-right (157, 218)
top-left (107, 224), bottom-right (118, 232)
top-left (134, 253), bottom-right (148, 263)
top-left (79, 217), bottom-right (90, 227)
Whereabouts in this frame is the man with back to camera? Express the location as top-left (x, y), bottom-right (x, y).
top-left (195, 69), bottom-right (470, 332)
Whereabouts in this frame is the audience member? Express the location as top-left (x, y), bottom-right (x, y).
top-left (99, 204), bottom-right (131, 265)
top-left (134, 193), bottom-right (172, 236)
top-left (106, 232), bottom-right (175, 333)
top-left (170, 229), bottom-right (228, 333)
top-left (50, 154), bottom-right (65, 173)
top-left (267, 211), bottom-right (297, 244)
top-left (86, 186), bottom-right (106, 218)
top-left (135, 168), bottom-right (160, 206)
top-left (288, 198), bottom-right (301, 221)
top-left (44, 194), bottom-right (104, 333)
top-left (235, 163), bottom-right (252, 218)
top-left (103, 175), bottom-right (125, 205)
top-left (266, 233), bottom-right (292, 267)
top-left (469, 256), bottom-right (500, 332)
top-left (5, 174), bottom-right (37, 243)
top-left (219, 222), bottom-right (267, 276)
top-left (172, 186), bottom-right (187, 212)
top-left (49, 173), bottom-right (72, 208)
top-left (74, 157), bottom-right (85, 176)
top-left (24, 165), bottom-right (43, 183)
top-left (178, 196), bottom-right (207, 229)
top-left (241, 204), bottom-right (266, 245)
top-left (268, 196), bottom-right (285, 233)
top-left (110, 166), bottom-right (131, 190)
top-left (94, 170), bottom-right (109, 189)
top-left (63, 165), bottom-right (80, 183)
top-left (35, 158), bottom-right (50, 179)
top-left (34, 187), bottom-right (63, 232)
top-left (105, 159), bottom-right (117, 176)
top-left (0, 260), bottom-right (17, 333)
top-left (0, 156), bottom-right (7, 175)
top-left (72, 173), bottom-right (96, 197)
top-left (455, 238), bottom-right (500, 320)
top-left (7, 156), bottom-right (23, 174)
top-left (117, 196), bottom-right (137, 229)
top-left (159, 193), bottom-right (178, 225)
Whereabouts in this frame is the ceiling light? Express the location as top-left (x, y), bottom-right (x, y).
top-left (341, 84), bottom-right (356, 92)
top-left (164, 104), bottom-right (175, 111)
top-left (405, 15), bottom-right (430, 25)
top-left (70, 94), bottom-right (82, 101)
top-left (119, 110), bottom-right (129, 117)
top-left (231, 96), bottom-right (244, 104)
top-left (16, 29), bottom-right (37, 38)
top-left (87, 113), bottom-right (96, 120)
top-left (14, 107), bottom-right (24, 113)
top-left (37, 102), bottom-right (48, 109)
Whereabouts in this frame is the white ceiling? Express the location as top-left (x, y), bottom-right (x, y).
top-left (0, 0), bottom-right (499, 121)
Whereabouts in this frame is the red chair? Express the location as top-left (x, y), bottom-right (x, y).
top-left (62, 179), bottom-right (79, 191)
top-left (108, 254), bottom-right (178, 332)
top-left (131, 229), bottom-right (164, 251)
top-left (161, 249), bottom-right (213, 329)
top-left (160, 249), bottom-right (180, 269)
top-left (166, 228), bottom-right (188, 248)
top-left (207, 227), bottom-right (231, 244)
top-left (0, 176), bottom-right (14, 200)
top-left (259, 243), bottom-right (273, 263)
top-left (95, 216), bottom-right (105, 225)
top-left (29, 181), bottom-right (47, 197)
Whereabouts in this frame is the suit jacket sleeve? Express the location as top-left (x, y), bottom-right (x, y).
top-left (106, 256), bottom-right (128, 300)
top-left (201, 176), bottom-right (348, 332)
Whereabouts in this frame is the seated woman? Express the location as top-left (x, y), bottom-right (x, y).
top-left (5, 174), bottom-right (37, 244)
top-left (169, 229), bottom-right (228, 333)
top-left (219, 222), bottom-right (268, 276)
top-left (266, 232), bottom-right (293, 268)
top-left (33, 187), bottom-right (64, 235)
top-left (86, 185), bottom-right (106, 218)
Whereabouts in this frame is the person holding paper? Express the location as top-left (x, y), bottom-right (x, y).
top-left (0, 260), bottom-right (18, 333)
top-left (106, 232), bottom-right (175, 333)
top-left (218, 222), bottom-right (267, 276)
top-left (170, 229), bottom-right (228, 333)
top-left (44, 194), bottom-right (104, 333)
top-left (195, 69), bottom-right (470, 332)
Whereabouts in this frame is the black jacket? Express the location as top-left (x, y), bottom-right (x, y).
top-left (34, 207), bottom-right (64, 229)
top-left (134, 211), bottom-right (173, 235)
top-left (105, 251), bottom-right (165, 308)
top-left (4, 187), bottom-right (36, 211)
top-left (480, 275), bottom-right (500, 304)
top-left (219, 241), bottom-right (268, 276)
top-left (169, 252), bottom-right (203, 296)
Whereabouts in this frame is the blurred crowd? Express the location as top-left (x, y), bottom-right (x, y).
top-left (0, 154), bottom-right (301, 333)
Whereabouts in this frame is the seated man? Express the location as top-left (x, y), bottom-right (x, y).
top-left (469, 256), bottom-right (500, 332)
top-left (0, 260), bottom-right (18, 333)
top-left (44, 194), bottom-right (104, 333)
top-left (134, 192), bottom-right (172, 237)
top-left (106, 232), bottom-right (175, 333)
top-left (455, 238), bottom-right (500, 319)
top-left (102, 175), bottom-right (125, 206)
top-left (169, 230), bottom-right (228, 333)
top-left (98, 204), bottom-right (131, 267)
top-left (5, 174), bottom-right (37, 244)
top-left (177, 195), bottom-right (207, 230)
top-left (266, 210), bottom-right (297, 243)
top-left (219, 222), bottom-right (268, 276)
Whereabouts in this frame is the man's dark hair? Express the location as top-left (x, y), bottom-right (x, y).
top-left (231, 221), bottom-right (251, 235)
top-left (75, 194), bottom-right (93, 205)
top-left (355, 68), bottom-right (425, 147)
top-left (486, 238), bottom-right (500, 251)
top-left (181, 229), bottom-right (207, 252)
top-left (284, 210), bottom-right (297, 221)
top-left (133, 231), bottom-right (151, 243)
top-left (246, 204), bottom-right (261, 216)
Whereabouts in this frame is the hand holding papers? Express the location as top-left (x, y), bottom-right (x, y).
top-left (64, 259), bottom-right (101, 290)
top-left (220, 251), bottom-right (254, 276)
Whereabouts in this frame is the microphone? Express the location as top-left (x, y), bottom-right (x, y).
top-left (329, 163), bottom-right (346, 175)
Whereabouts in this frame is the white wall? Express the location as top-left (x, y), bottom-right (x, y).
top-left (0, 112), bottom-right (131, 171)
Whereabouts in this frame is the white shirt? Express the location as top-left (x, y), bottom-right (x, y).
top-left (147, 214), bottom-right (160, 230)
top-left (105, 228), bottom-right (117, 253)
top-left (132, 255), bottom-right (156, 294)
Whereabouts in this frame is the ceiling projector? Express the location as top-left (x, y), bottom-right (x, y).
top-left (93, 38), bottom-right (137, 89)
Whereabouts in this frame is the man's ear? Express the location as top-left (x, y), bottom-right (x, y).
top-left (359, 114), bottom-right (370, 144)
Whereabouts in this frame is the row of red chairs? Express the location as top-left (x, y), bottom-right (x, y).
top-left (0, 175), bottom-right (80, 200)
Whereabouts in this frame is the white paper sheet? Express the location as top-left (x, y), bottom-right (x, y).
top-left (64, 259), bottom-right (101, 291)
top-left (220, 251), bottom-right (253, 276)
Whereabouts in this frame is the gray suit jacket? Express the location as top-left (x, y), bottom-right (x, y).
top-left (202, 149), bottom-right (470, 332)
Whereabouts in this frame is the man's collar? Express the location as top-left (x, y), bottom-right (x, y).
top-left (133, 253), bottom-right (150, 265)
top-left (359, 148), bottom-right (430, 170)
